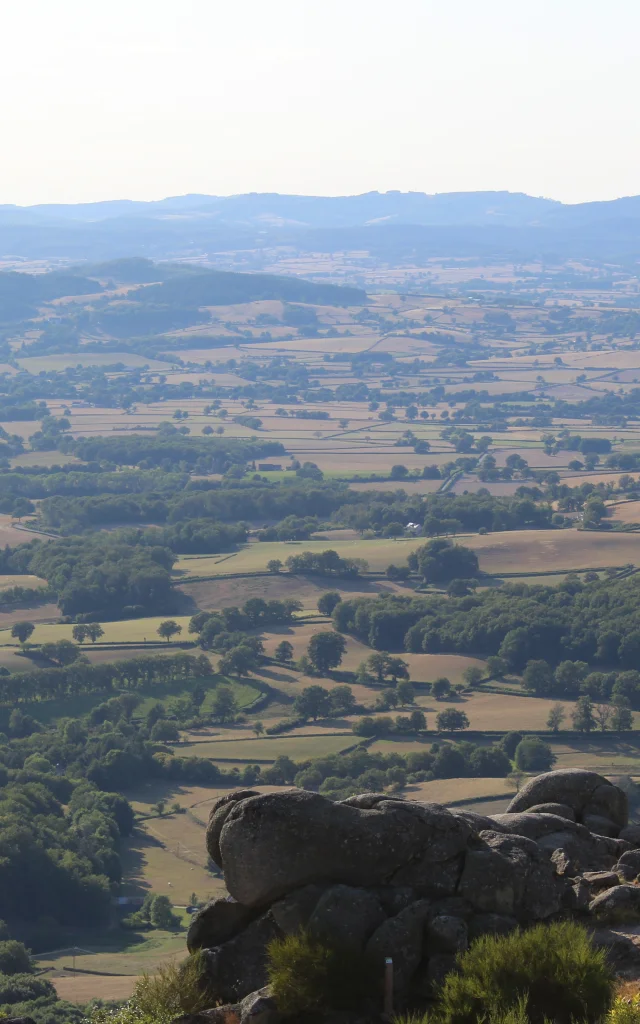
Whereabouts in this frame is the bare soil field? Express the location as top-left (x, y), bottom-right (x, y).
top-left (177, 573), bottom-right (401, 611)
top-left (608, 501), bottom-right (640, 524)
top-left (467, 529), bottom-right (640, 573)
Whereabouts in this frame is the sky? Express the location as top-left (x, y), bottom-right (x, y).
top-left (1, 0), bottom-right (639, 207)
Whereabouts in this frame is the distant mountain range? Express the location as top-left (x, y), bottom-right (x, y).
top-left (1, 190), bottom-right (640, 263)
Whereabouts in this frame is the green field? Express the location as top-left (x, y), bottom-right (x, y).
top-left (0, 676), bottom-right (261, 730)
top-left (0, 574), bottom-right (47, 591)
top-left (178, 733), bottom-right (356, 761)
top-left (1, 614), bottom-right (194, 646)
top-left (174, 537), bottom-right (427, 577)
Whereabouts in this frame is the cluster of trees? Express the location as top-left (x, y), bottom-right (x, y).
top-left (0, 927), bottom-right (86, 1024)
top-left (61, 432), bottom-right (284, 472)
top-left (337, 489), bottom-right (554, 538)
top-left (408, 538), bottom-right (480, 583)
top-left (0, 533), bottom-right (176, 619)
top-left (333, 573), bottom-right (640, 669)
top-left (0, 652), bottom-right (213, 705)
top-left (257, 515), bottom-right (319, 541)
top-left (189, 598), bottom-right (302, 650)
top-left (290, 740), bottom-right (513, 800)
top-left (522, 657), bottom-right (640, 710)
top-left (285, 549), bottom-right (367, 578)
top-left (0, 773), bottom-right (131, 927)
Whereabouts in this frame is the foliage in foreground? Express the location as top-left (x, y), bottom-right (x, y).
top-left (89, 953), bottom-right (213, 1024)
top-left (434, 921), bottom-right (613, 1024)
top-left (262, 922), bottom-right (613, 1023)
top-left (266, 929), bottom-right (377, 1015)
top-left (397, 994), bottom-right (640, 1024)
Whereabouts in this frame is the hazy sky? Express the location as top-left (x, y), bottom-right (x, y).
top-left (2, 0), bottom-right (639, 206)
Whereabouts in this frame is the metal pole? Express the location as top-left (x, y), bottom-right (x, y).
top-left (384, 957), bottom-right (393, 1015)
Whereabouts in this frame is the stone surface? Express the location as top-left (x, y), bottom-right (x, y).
top-left (426, 953), bottom-right (457, 989)
top-left (590, 929), bottom-right (640, 975)
top-left (506, 770), bottom-right (628, 829)
top-left (563, 878), bottom-right (592, 913)
top-left (583, 871), bottom-right (620, 889)
top-left (583, 814), bottom-right (619, 838)
top-left (372, 885), bottom-right (417, 916)
top-left (209, 790), bottom-right (471, 906)
top-left (619, 825), bottom-right (640, 847)
top-left (490, 812), bottom-right (590, 841)
top-left (450, 809), bottom-right (507, 833)
top-left (459, 831), bottom-right (562, 920)
top-left (589, 885), bottom-right (640, 922)
top-left (187, 898), bottom-right (258, 953)
top-left (618, 849), bottom-right (640, 875)
top-left (466, 913), bottom-right (518, 940)
top-left (365, 900), bottom-right (431, 997)
top-left (270, 885), bottom-right (325, 936)
top-left (238, 986), bottom-right (281, 1024)
top-left (588, 784), bottom-right (629, 828)
top-left (524, 802), bottom-right (576, 821)
top-left (202, 913), bottom-right (282, 1004)
top-left (426, 914), bottom-right (468, 954)
top-left (182, 775), bottom-right (637, 1020)
top-left (307, 885), bottom-right (386, 951)
top-left (391, 852), bottom-right (463, 897)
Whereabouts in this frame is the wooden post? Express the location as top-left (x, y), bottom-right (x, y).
top-left (384, 957), bottom-right (393, 1015)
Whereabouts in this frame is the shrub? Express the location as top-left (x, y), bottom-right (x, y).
top-left (124, 951), bottom-right (215, 1021)
top-left (608, 994), bottom-right (640, 1024)
top-left (0, 939), bottom-right (32, 975)
top-left (437, 921), bottom-right (613, 1024)
top-left (267, 930), bottom-right (377, 1014)
top-left (514, 736), bottom-right (555, 772)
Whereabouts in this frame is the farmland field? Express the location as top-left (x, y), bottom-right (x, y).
top-left (7, 227), bottom-right (640, 1011)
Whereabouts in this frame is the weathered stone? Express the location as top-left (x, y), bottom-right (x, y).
top-left (466, 913), bottom-right (518, 940)
top-left (201, 913), bottom-right (282, 1004)
top-left (206, 790), bottom-right (260, 867)
top-left (459, 831), bottom-right (562, 921)
top-left (619, 824), bottom-right (640, 847)
top-left (372, 886), bottom-right (417, 916)
top-left (238, 986), bottom-right (281, 1024)
top-left (506, 769), bottom-right (628, 828)
top-left (209, 790), bottom-right (471, 907)
top-left (583, 814), bottom-right (619, 838)
top-left (538, 830), bottom-right (599, 876)
top-left (587, 783), bottom-right (628, 828)
top-left (524, 802), bottom-right (576, 821)
top-left (589, 884), bottom-right (640, 923)
top-left (450, 809), bottom-right (507, 833)
top-left (426, 915), bottom-right (468, 954)
top-left (562, 877), bottom-right (591, 913)
top-left (270, 884), bottom-right (325, 936)
top-left (617, 863), bottom-right (638, 882)
top-left (426, 953), bottom-right (457, 989)
top-left (428, 896), bottom-right (473, 920)
top-left (175, 1007), bottom-right (240, 1024)
top-left (490, 812), bottom-right (590, 841)
top-left (365, 900), bottom-right (431, 997)
top-left (391, 853), bottom-right (463, 897)
top-left (590, 929), bottom-right (640, 974)
top-left (617, 849), bottom-right (640, 875)
top-left (187, 898), bottom-right (258, 953)
top-left (307, 885), bottom-right (386, 951)
top-left (583, 871), bottom-right (620, 889)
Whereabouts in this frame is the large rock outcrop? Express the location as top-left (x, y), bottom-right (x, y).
top-left (182, 770), bottom-right (640, 1022)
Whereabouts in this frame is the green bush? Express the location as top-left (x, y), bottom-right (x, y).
top-left (90, 951), bottom-right (215, 1024)
top-left (437, 921), bottom-right (613, 1024)
top-left (0, 939), bottom-right (32, 975)
top-left (267, 930), bottom-right (377, 1014)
